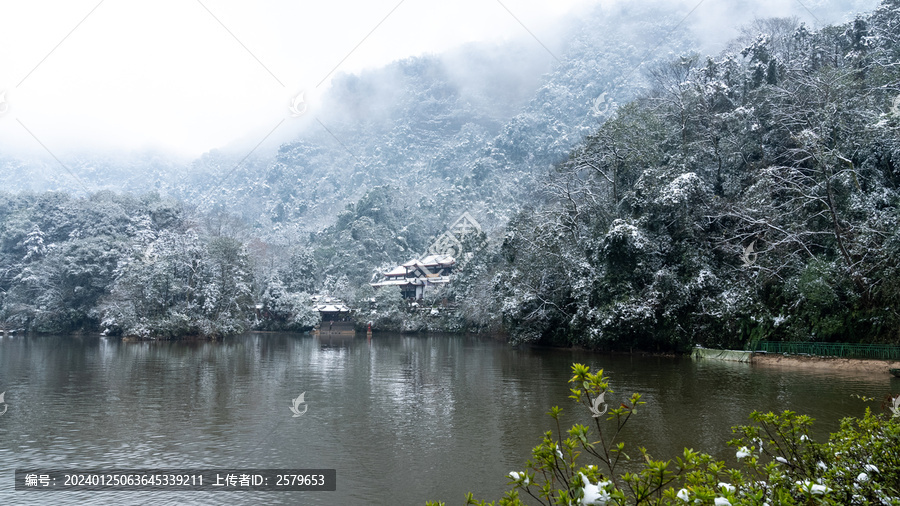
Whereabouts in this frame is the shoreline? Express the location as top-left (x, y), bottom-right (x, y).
top-left (751, 353), bottom-right (900, 374)
top-left (13, 331), bottom-right (900, 376)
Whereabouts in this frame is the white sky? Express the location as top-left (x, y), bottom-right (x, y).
top-left (0, 0), bottom-right (591, 157)
top-left (0, 0), bottom-right (878, 158)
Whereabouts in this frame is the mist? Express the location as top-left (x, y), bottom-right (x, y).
top-left (0, 0), bottom-right (882, 203)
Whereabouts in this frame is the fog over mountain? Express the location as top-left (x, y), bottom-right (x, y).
top-left (2, 1), bottom-right (877, 193)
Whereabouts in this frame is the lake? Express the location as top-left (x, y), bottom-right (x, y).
top-left (1, 332), bottom-right (896, 505)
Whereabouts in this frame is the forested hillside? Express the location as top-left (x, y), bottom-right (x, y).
top-left (2, 0), bottom-right (698, 338)
top-left (0, 191), bottom-right (316, 336)
top-left (485, 2), bottom-right (900, 350)
top-left (1, 1), bottom-right (896, 348)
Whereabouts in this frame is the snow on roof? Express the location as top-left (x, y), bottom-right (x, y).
top-left (371, 279), bottom-right (423, 287)
top-left (315, 303), bottom-right (350, 312)
top-left (384, 265), bottom-right (407, 276)
top-left (376, 255), bottom-right (455, 284)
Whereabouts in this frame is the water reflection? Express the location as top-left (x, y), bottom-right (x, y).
top-left (0, 333), bottom-right (892, 505)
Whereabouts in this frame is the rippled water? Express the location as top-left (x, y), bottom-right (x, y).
top-left (1, 333), bottom-right (896, 505)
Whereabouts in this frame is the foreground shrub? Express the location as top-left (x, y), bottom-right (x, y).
top-left (428, 364), bottom-right (900, 505)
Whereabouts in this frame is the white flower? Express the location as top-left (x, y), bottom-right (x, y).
top-left (714, 498), bottom-right (731, 506)
top-left (817, 461), bottom-right (827, 470)
top-left (718, 483), bottom-right (735, 493)
top-left (890, 395), bottom-right (900, 417)
top-left (579, 473), bottom-right (612, 506)
top-left (736, 447), bottom-right (751, 459)
top-left (810, 484), bottom-right (829, 495)
top-left (857, 472), bottom-right (868, 482)
top-left (864, 464), bottom-right (879, 473)
top-left (775, 456), bottom-right (788, 464)
top-left (797, 480), bottom-right (830, 495)
top-left (556, 443), bottom-right (563, 459)
top-left (508, 471), bottom-right (530, 485)
top-left (676, 488), bottom-right (690, 502)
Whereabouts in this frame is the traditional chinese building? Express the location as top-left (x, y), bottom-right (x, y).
top-left (370, 254), bottom-right (455, 300)
top-left (311, 295), bottom-right (352, 322)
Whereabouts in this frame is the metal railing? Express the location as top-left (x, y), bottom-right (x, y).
top-left (755, 341), bottom-right (900, 361)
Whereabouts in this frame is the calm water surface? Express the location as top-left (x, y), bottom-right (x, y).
top-left (1, 332), bottom-right (896, 505)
